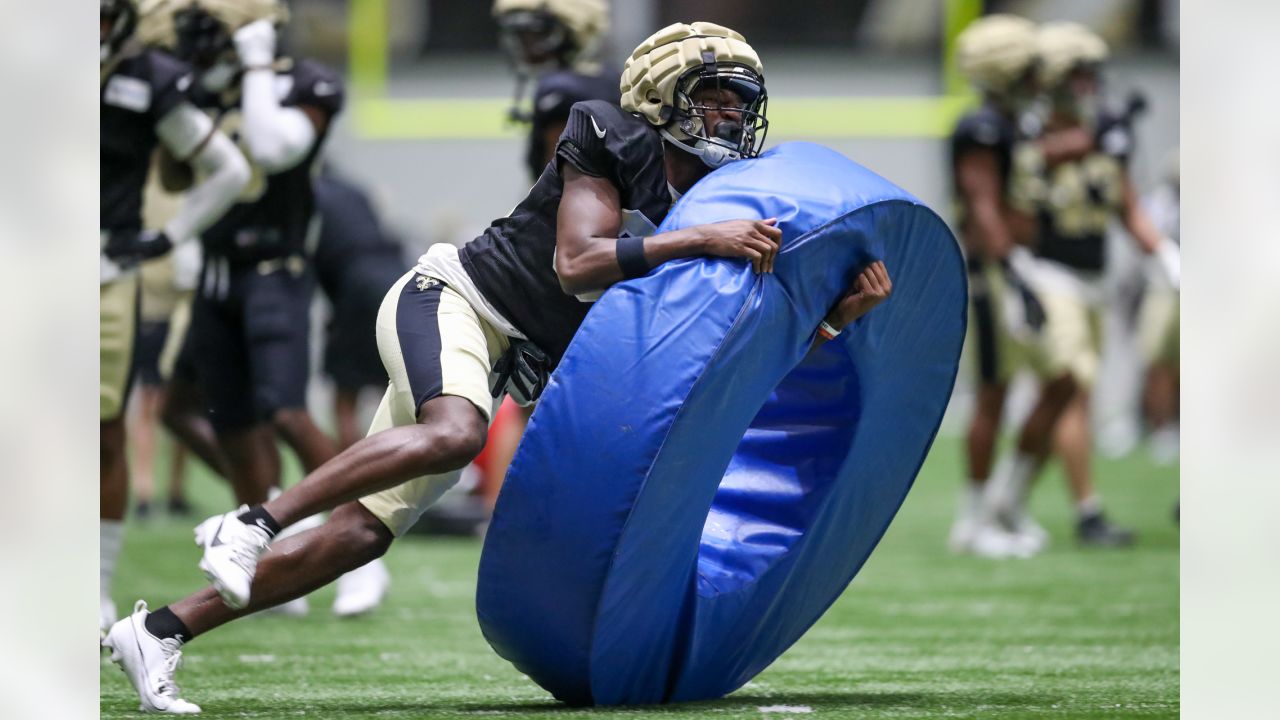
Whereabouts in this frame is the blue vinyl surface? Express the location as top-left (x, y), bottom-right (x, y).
top-left (476, 142), bottom-right (966, 706)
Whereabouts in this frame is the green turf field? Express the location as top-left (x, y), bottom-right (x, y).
top-left (101, 437), bottom-right (1178, 719)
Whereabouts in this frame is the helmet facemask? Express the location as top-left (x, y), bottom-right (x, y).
top-left (1050, 63), bottom-right (1103, 127)
top-left (662, 61), bottom-right (768, 169)
top-left (497, 9), bottom-right (574, 77)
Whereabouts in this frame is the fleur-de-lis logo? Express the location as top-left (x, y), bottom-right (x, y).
top-left (415, 275), bottom-right (438, 292)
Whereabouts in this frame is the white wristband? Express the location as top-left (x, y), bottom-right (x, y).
top-left (818, 319), bottom-right (842, 340)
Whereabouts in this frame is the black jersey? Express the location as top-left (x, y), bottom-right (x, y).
top-left (193, 58), bottom-right (344, 265)
top-left (949, 103), bottom-right (1018, 238)
top-left (526, 68), bottom-right (619, 181)
top-left (459, 100), bottom-right (671, 366)
top-left (1014, 110), bottom-right (1133, 271)
top-left (101, 49), bottom-right (192, 233)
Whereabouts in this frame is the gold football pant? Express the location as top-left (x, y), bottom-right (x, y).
top-left (100, 275), bottom-right (140, 421)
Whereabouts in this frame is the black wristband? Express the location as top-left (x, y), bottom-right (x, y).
top-left (616, 236), bottom-right (651, 279)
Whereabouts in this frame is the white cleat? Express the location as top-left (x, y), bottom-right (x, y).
top-left (995, 508), bottom-right (1049, 555)
top-left (194, 509), bottom-right (271, 609)
top-left (968, 522), bottom-right (1037, 559)
top-left (102, 601), bottom-right (202, 714)
top-left (332, 558), bottom-right (391, 617)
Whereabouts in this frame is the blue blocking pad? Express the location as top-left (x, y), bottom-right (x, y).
top-left (476, 142), bottom-right (966, 706)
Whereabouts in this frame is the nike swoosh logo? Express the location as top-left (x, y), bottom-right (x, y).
top-left (255, 518), bottom-right (272, 535)
top-left (590, 115), bottom-right (606, 139)
top-left (209, 518), bottom-right (226, 547)
top-left (314, 80), bottom-right (337, 96)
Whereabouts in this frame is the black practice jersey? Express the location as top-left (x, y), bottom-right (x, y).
top-left (192, 58), bottom-right (344, 264)
top-left (526, 68), bottom-right (619, 182)
top-left (312, 172), bottom-right (406, 301)
top-left (101, 49), bottom-right (192, 233)
top-left (949, 103), bottom-right (1017, 237)
top-left (1012, 110), bottom-right (1133, 271)
top-left (459, 100), bottom-right (672, 366)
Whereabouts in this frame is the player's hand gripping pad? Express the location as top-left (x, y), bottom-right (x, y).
top-left (476, 142), bottom-right (966, 705)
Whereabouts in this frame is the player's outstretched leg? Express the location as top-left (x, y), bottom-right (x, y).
top-left (106, 503), bottom-right (394, 711)
top-left (197, 395), bottom-right (485, 608)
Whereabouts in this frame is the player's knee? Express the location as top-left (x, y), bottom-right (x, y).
top-left (410, 399), bottom-right (487, 472)
top-left (330, 503), bottom-right (394, 563)
top-left (408, 421), bottom-right (485, 475)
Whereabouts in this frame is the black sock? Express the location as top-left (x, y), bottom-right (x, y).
top-left (144, 606), bottom-right (193, 644)
top-left (237, 505), bottom-right (282, 538)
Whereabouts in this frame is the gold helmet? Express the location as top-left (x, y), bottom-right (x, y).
top-left (493, 0), bottom-right (608, 72)
top-left (955, 14), bottom-right (1038, 98)
top-left (172, 0), bottom-right (289, 68)
top-left (620, 22), bottom-right (768, 168)
top-left (1035, 21), bottom-right (1108, 89)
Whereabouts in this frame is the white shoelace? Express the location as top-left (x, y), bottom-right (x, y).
top-left (228, 525), bottom-right (272, 574)
top-left (155, 638), bottom-right (185, 698)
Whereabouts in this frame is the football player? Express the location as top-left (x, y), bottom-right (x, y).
top-left (984, 22), bottom-right (1180, 548)
top-left (104, 22), bottom-right (891, 711)
top-left (100, 0), bottom-right (249, 637)
top-left (949, 14), bottom-right (1045, 558)
top-left (161, 0), bottom-right (341, 500)
top-left (166, 0), bottom-right (393, 617)
top-left (494, 0), bottom-right (618, 182)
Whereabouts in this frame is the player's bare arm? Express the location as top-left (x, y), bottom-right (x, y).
top-left (1035, 125), bottom-right (1095, 166)
top-left (1120, 174), bottom-right (1163, 254)
top-left (810, 260), bottom-right (893, 350)
top-left (955, 148), bottom-right (1016, 260)
top-left (554, 164), bottom-right (781, 294)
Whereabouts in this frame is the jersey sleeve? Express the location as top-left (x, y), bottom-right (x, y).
top-left (555, 101), bottom-right (623, 180)
top-left (289, 60), bottom-right (345, 120)
top-left (951, 111), bottom-right (1010, 157)
top-left (145, 49), bottom-right (195, 121)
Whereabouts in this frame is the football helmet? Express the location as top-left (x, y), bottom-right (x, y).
top-left (172, 0), bottom-right (289, 69)
top-left (620, 22), bottom-right (768, 169)
top-left (493, 0), bottom-right (607, 74)
top-left (955, 14), bottom-right (1038, 100)
top-left (1035, 21), bottom-right (1108, 89)
top-left (1035, 22), bottom-right (1108, 122)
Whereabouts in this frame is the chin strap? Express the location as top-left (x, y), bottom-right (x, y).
top-left (659, 128), bottom-right (740, 169)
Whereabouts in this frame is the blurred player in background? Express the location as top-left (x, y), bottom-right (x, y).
top-left (984, 22), bottom-right (1180, 550)
top-left (949, 14), bottom-right (1045, 558)
top-left (1137, 150), bottom-right (1179, 466)
top-left (163, 0), bottom-right (390, 617)
top-left (495, 0), bottom-right (617, 183)
top-left (105, 23), bottom-right (866, 711)
top-left (100, 0), bottom-right (249, 635)
top-left (164, 0), bottom-right (340, 503)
